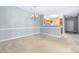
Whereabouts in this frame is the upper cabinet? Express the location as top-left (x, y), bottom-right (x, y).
top-left (43, 16), bottom-right (63, 27)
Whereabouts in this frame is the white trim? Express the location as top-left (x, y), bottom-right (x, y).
top-left (41, 33), bottom-right (61, 38)
top-left (0, 27), bottom-right (40, 30)
top-left (0, 32), bottom-right (40, 42)
top-left (0, 27), bottom-right (62, 30)
top-left (0, 32), bottom-right (62, 42)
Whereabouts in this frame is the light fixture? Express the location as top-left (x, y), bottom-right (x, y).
top-left (31, 6), bottom-right (38, 20)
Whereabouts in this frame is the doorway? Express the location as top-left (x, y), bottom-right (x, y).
top-left (64, 16), bottom-right (78, 33)
top-left (63, 15), bottom-right (79, 41)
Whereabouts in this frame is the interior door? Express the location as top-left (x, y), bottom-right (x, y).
top-left (66, 19), bottom-right (74, 32)
top-left (65, 17), bottom-right (78, 33)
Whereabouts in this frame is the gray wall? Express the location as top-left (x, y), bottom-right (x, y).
top-left (0, 6), bottom-right (40, 40)
top-left (78, 14), bottom-right (79, 33)
top-left (0, 6), bottom-right (35, 28)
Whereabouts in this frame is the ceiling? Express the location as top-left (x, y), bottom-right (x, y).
top-left (17, 6), bottom-right (79, 16)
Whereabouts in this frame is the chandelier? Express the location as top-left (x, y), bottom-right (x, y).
top-left (31, 6), bottom-right (38, 20)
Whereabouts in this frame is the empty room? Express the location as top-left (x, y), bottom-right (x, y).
top-left (0, 6), bottom-right (79, 53)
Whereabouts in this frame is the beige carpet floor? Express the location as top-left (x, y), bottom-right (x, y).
top-left (0, 33), bottom-right (79, 53)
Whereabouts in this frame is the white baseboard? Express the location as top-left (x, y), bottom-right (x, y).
top-left (0, 32), bottom-right (40, 42)
top-left (41, 33), bottom-right (61, 38)
top-left (0, 32), bottom-right (62, 42)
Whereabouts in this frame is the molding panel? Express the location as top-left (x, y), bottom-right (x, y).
top-left (0, 27), bottom-right (40, 41)
top-left (0, 32), bottom-right (40, 42)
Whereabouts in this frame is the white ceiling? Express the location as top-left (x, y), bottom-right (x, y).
top-left (17, 6), bottom-right (79, 16)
